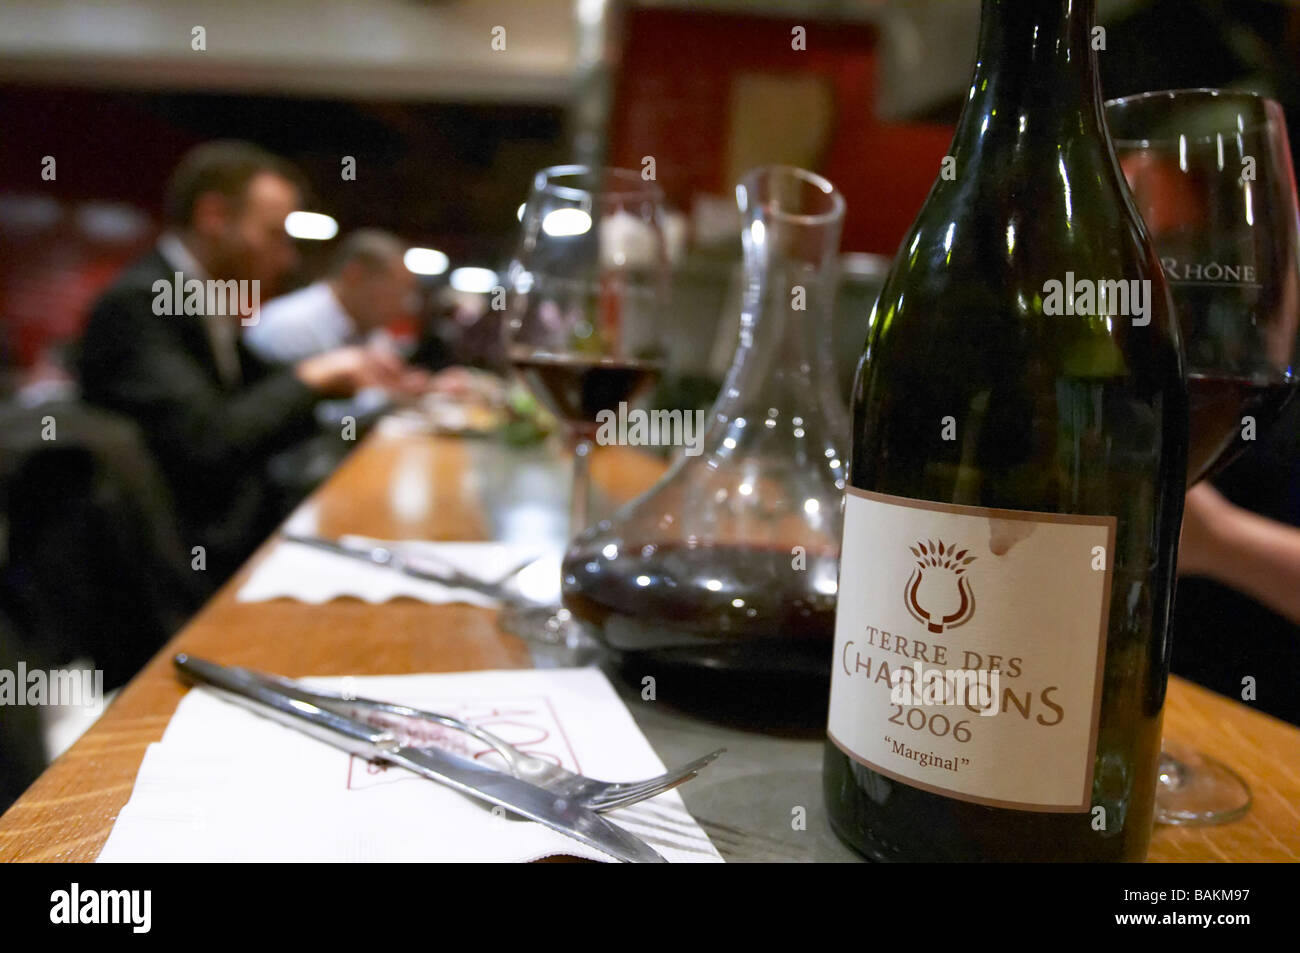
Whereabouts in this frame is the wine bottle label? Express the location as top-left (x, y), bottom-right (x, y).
top-left (828, 488), bottom-right (1116, 811)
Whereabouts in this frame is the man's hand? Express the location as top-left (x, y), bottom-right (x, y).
top-left (294, 346), bottom-right (405, 397)
top-left (391, 366), bottom-right (434, 397)
top-left (425, 366), bottom-right (488, 398)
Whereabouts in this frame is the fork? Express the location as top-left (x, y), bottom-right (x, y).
top-left (253, 671), bottom-right (724, 812)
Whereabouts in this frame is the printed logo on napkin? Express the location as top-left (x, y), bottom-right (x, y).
top-left (346, 694), bottom-right (580, 789)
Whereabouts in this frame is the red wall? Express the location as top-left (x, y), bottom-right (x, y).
top-left (609, 8), bottom-right (955, 256)
top-left (0, 89), bottom-right (199, 369)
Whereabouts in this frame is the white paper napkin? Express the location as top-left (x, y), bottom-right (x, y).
top-left (236, 537), bottom-right (559, 607)
top-left (96, 667), bottom-right (724, 863)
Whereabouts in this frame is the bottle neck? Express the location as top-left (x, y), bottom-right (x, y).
top-left (959, 0), bottom-right (1102, 146)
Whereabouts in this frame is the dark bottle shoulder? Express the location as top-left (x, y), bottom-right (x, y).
top-left (869, 158), bottom-right (1171, 335)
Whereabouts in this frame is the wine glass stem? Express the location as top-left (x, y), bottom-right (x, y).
top-left (569, 434), bottom-right (593, 535)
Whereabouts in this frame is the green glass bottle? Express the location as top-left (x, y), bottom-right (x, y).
top-left (823, 0), bottom-right (1187, 861)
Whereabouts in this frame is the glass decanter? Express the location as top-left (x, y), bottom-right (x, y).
top-left (562, 165), bottom-right (850, 707)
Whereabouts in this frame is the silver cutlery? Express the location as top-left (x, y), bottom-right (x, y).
top-left (244, 671), bottom-right (725, 813)
top-left (280, 533), bottom-right (540, 604)
top-left (173, 654), bottom-right (668, 863)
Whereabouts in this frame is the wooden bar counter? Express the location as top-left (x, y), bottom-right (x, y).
top-left (1, 427), bottom-right (1296, 862)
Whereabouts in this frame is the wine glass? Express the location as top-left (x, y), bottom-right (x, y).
top-left (1106, 89), bottom-right (1300, 824)
top-left (502, 165), bottom-right (669, 647)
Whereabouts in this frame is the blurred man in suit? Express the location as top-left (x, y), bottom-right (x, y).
top-left (78, 141), bottom-right (407, 584)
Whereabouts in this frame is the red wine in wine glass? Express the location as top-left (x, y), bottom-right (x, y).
top-left (510, 351), bottom-right (663, 436)
top-left (1186, 373), bottom-right (1299, 486)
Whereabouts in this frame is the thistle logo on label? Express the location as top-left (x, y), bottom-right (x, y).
top-left (904, 540), bottom-right (976, 633)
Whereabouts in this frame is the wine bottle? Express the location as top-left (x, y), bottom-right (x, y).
top-left (823, 0), bottom-right (1188, 861)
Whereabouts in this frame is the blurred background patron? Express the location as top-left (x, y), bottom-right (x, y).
top-left (246, 228), bottom-right (418, 363)
top-left (77, 141), bottom-right (408, 585)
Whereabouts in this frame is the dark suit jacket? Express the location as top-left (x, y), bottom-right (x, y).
top-left (78, 250), bottom-right (320, 581)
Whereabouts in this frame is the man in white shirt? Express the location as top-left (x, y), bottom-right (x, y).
top-left (245, 229), bottom-right (417, 363)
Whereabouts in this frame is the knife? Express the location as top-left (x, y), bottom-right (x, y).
top-left (280, 533), bottom-right (532, 604)
top-left (173, 654), bottom-right (666, 863)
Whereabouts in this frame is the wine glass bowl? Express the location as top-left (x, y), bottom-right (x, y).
top-left (1107, 89), bottom-right (1300, 485)
top-left (507, 168), bottom-right (668, 396)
